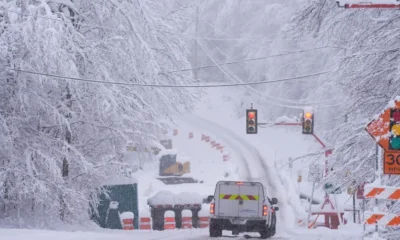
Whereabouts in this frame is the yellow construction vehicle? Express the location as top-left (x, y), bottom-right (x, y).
top-left (159, 152), bottom-right (190, 176)
top-left (157, 151), bottom-right (199, 185)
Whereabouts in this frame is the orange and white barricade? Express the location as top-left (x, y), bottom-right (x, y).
top-left (198, 215), bottom-right (209, 228)
top-left (364, 186), bottom-right (400, 200)
top-left (139, 212), bottom-right (151, 230)
top-left (182, 209), bottom-right (192, 229)
top-left (164, 210), bottom-right (176, 230)
top-left (139, 217), bottom-right (151, 230)
top-left (120, 212), bottom-right (134, 230)
top-left (364, 212), bottom-right (400, 227)
top-left (361, 184), bottom-right (400, 239)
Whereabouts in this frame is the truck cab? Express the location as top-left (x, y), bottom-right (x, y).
top-left (207, 181), bottom-right (278, 239)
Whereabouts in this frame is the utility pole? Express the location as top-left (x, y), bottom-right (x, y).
top-left (194, 5), bottom-right (199, 81)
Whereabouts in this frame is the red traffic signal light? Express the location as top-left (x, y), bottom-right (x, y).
top-left (248, 111), bottom-right (255, 119)
top-left (246, 109), bottom-right (258, 134)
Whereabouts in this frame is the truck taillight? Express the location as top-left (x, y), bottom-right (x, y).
top-left (263, 205), bottom-right (268, 216)
top-left (210, 203), bottom-right (215, 214)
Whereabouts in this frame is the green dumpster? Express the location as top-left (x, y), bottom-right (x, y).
top-left (92, 182), bottom-right (139, 229)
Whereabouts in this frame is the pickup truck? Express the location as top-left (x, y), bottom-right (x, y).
top-left (206, 181), bottom-right (278, 239)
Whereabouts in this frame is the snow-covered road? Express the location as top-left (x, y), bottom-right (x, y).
top-left (0, 227), bottom-right (362, 240)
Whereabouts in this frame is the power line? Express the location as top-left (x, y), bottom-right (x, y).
top-left (160, 46), bottom-right (345, 74)
top-left (195, 38), bottom-right (341, 109)
top-left (211, 43), bottom-right (342, 106)
top-left (197, 18), bottom-right (344, 106)
top-left (10, 68), bottom-right (333, 88)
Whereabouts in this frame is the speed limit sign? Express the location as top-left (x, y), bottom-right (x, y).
top-left (384, 151), bottom-right (400, 175)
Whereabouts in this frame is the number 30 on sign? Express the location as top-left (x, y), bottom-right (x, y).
top-left (384, 151), bottom-right (400, 174)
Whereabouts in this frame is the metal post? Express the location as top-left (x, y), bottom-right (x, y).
top-left (306, 181), bottom-right (316, 228)
top-left (353, 190), bottom-right (356, 223)
top-left (375, 144), bottom-right (380, 234)
top-left (363, 198), bottom-right (366, 231)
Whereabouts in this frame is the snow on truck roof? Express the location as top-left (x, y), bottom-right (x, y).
top-left (148, 191), bottom-right (204, 206)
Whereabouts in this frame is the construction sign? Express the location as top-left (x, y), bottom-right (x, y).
top-left (366, 99), bottom-right (400, 174)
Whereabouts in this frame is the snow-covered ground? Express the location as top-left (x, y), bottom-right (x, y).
top-left (0, 88), bottom-right (364, 239)
top-left (0, 224), bottom-right (363, 240)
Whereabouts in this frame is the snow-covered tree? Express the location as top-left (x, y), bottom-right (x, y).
top-left (187, 1), bottom-right (340, 125)
top-left (0, 0), bottom-right (196, 227)
top-left (291, 2), bottom-right (400, 237)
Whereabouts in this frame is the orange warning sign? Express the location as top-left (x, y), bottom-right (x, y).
top-left (366, 109), bottom-right (391, 151)
top-left (384, 151), bottom-right (400, 174)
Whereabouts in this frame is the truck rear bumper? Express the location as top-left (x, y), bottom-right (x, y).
top-left (210, 218), bottom-right (267, 232)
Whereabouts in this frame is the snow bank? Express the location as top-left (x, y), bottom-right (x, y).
top-left (147, 191), bottom-right (203, 205)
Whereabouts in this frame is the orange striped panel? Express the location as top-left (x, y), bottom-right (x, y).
top-left (388, 189), bottom-right (400, 200)
top-left (122, 219), bottom-right (133, 224)
top-left (387, 216), bottom-right (400, 226)
top-left (365, 214), bottom-right (385, 224)
top-left (365, 188), bottom-right (385, 198)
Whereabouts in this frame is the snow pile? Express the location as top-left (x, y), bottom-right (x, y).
top-left (148, 191), bottom-right (203, 206)
top-left (176, 192), bottom-right (204, 205)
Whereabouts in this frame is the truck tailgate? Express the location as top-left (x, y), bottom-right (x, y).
top-left (217, 184), bottom-right (240, 217)
top-left (238, 184), bottom-right (262, 218)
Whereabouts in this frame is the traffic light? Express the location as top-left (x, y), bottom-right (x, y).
top-left (302, 110), bottom-right (314, 134)
top-left (389, 109), bottom-right (400, 150)
top-left (246, 109), bottom-right (257, 134)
